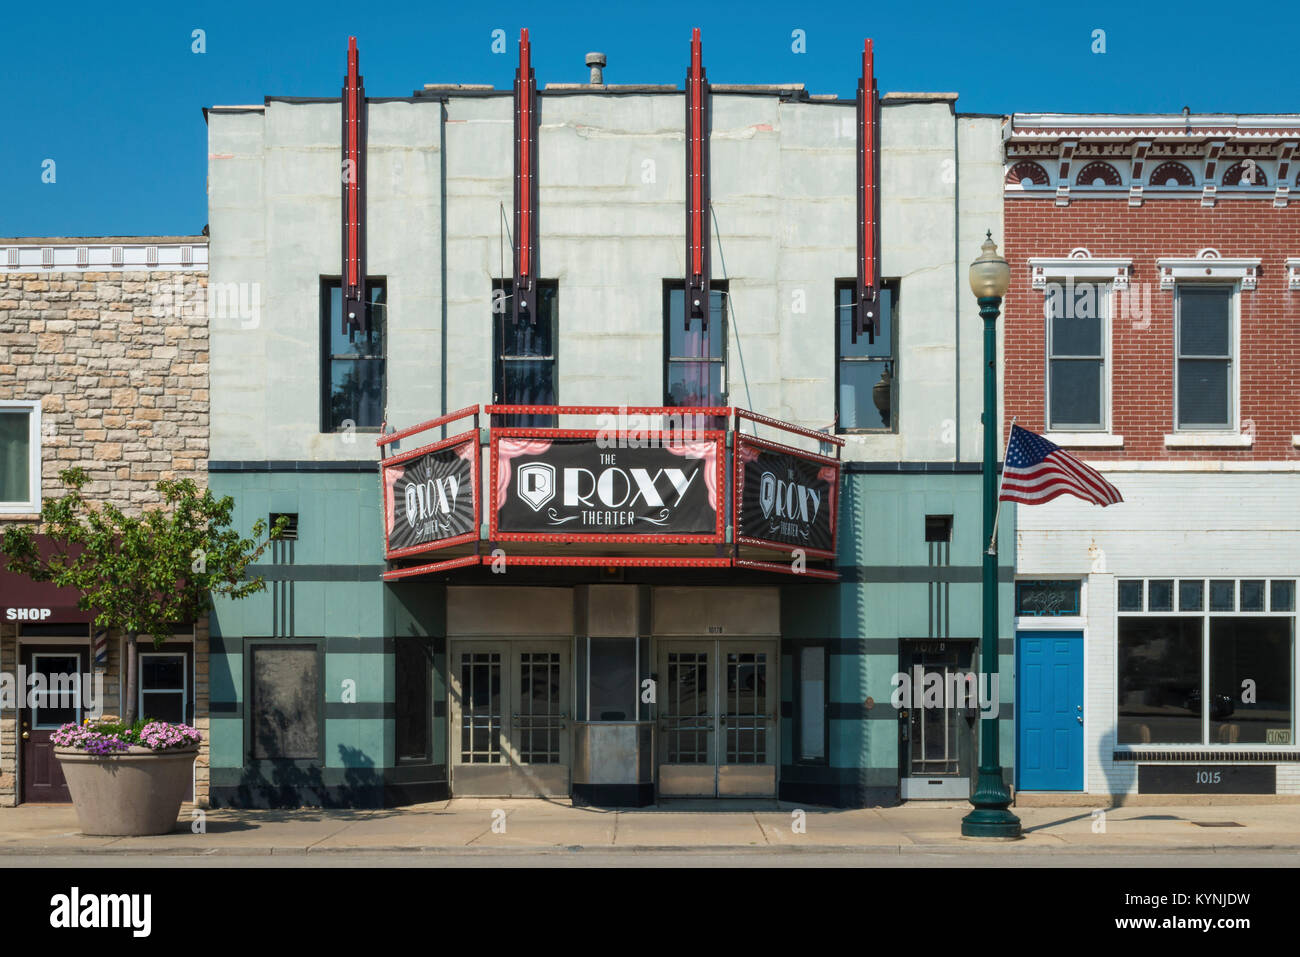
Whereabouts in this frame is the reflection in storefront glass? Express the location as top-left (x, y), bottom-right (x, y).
top-left (1209, 618), bottom-right (1293, 745)
top-left (1117, 617), bottom-right (1202, 744)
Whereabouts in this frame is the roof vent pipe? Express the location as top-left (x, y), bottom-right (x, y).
top-left (585, 52), bottom-right (606, 84)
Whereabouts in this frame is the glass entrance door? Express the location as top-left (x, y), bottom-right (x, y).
top-left (449, 640), bottom-right (569, 797)
top-left (899, 640), bottom-right (976, 799)
top-left (657, 640), bottom-right (776, 798)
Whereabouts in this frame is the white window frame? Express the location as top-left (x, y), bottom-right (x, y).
top-left (1114, 576), bottom-right (1298, 752)
top-left (138, 651), bottom-right (189, 725)
top-left (1029, 253), bottom-right (1129, 447)
top-left (1041, 280), bottom-right (1118, 443)
top-left (0, 400), bottom-right (41, 514)
top-left (1170, 282), bottom-right (1240, 437)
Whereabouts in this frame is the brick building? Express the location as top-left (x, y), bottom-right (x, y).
top-left (1002, 114), bottom-right (1300, 798)
top-left (0, 238), bottom-right (212, 805)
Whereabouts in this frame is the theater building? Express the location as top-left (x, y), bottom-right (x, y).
top-left (0, 236), bottom-right (211, 805)
top-left (204, 32), bottom-right (1013, 808)
top-left (1003, 113), bottom-right (1300, 798)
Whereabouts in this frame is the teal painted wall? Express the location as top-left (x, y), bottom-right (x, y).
top-left (208, 468), bottom-right (1017, 806)
top-left (780, 471), bottom-right (1016, 803)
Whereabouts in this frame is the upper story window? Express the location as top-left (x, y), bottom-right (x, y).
top-left (493, 279), bottom-right (558, 428)
top-left (1175, 285), bottom-right (1234, 431)
top-left (0, 400), bottom-right (41, 514)
top-left (1046, 281), bottom-right (1107, 431)
top-left (321, 278), bottom-right (386, 433)
top-left (835, 279), bottom-right (897, 432)
top-left (664, 281), bottom-right (727, 422)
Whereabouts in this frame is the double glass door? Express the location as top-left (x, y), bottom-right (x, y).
top-left (449, 640), bottom-right (570, 797)
top-left (657, 640), bottom-right (776, 798)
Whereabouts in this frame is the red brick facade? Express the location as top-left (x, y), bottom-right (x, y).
top-left (1003, 198), bottom-right (1300, 460)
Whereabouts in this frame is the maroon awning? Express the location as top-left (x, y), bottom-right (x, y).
top-left (0, 536), bottom-right (95, 624)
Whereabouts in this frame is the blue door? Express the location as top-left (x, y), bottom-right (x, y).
top-left (1016, 631), bottom-right (1083, 791)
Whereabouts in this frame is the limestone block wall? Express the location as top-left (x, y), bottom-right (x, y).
top-left (0, 249), bottom-right (212, 805)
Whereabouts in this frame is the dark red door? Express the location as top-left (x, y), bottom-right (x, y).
top-left (20, 646), bottom-right (87, 803)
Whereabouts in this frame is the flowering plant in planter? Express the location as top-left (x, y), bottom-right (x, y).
top-left (51, 717), bottom-right (201, 756)
top-left (51, 716), bottom-right (204, 837)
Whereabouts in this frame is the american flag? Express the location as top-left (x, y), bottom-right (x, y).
top-left (1000, 425), bottom-right (1123, 507)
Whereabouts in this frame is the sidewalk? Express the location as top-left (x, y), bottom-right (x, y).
top-left (2, 800), bottom-right (1298, 856)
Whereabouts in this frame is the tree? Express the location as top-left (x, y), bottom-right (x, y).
top-left (1, 467), bottom-right (285, 724)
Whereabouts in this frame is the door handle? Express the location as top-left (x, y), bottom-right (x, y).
top-left (1076, 715), bottom-right (1083, 724)
top-left (21, 731), bottom-right (29, 740)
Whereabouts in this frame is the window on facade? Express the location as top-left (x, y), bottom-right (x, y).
top-left (925, 515), bottom-right (953, 543)
top-left (664, 281), bottom-right (727, 429)
top-left (1046, 281), bottom-right (1105, 430)
top-left (1117, 578), bottom-right (1296, 747)
top-left (250, 644), bottom-right (321, 760)
top-left (1175, 285), bottom-right (1233, 430)
top-left (0, 401), bottom-right (40, 513)
top-left (836, 280), bottom-right (897, 431)
top-left (493, 278), bottom-right (558, 427)
top-left (1015, 580), bottom-right (1081, 617)
top-left (395, 637), bottom-right (432, 763)
top-left (321, 279), bottom-right (386, 432)
top-left (140, 652), bottom-right (188, 724)
top-left (798, 646), bottom-right (826, 762)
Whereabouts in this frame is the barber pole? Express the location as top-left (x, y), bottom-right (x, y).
top-left (93, 630), bottom-right (108, 672)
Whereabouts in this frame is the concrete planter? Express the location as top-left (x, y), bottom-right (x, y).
top-left (54, 745), bottom-right (197, 836)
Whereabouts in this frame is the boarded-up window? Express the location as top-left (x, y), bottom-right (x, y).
top-left (251, 645), bottom-right (320, 760)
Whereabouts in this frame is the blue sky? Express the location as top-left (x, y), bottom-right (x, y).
top-left (3, 0), bottom-right (1298, 236)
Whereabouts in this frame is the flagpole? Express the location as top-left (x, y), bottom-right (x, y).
top-left (987, 415), bottom-right (1017, 555)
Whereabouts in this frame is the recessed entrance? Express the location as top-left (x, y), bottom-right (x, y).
top-left (448, 640), bottom-right (570, 797)
top-left (656, 639), bottom-right (777, 798)
top-left (20, 645), bottom-right (87, 804)
top-left (899, 639), bottom-right (976, 800)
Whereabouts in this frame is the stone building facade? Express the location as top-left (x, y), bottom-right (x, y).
top-left (0, 237), bottom-right (212, 806)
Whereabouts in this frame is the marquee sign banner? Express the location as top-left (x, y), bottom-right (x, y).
top-left (493, 433), bottom-right (723, 541)
top-left (735, 436), bottom-right (839, 558)
top-left (382, 435), bottom-right (478, 559)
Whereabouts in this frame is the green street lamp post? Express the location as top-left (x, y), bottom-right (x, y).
top-left (961, 232), bottom-right (1023, 839)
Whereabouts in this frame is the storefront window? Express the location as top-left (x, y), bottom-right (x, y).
top-left (1117, 617), bottom-right (1202, 744)
top-left (1209, 618), bottom-right (1293, 744)
top-left (1117, 578), bottom-right (1296, 747)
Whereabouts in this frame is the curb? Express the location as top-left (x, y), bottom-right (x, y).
top-left (2, 841), bottom-right (1298, 857)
